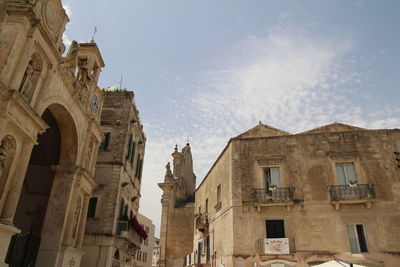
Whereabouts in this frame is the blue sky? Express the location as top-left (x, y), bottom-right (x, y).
top-left (62, 0), bottom-right (400, 235)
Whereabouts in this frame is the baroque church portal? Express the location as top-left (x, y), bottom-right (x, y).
top-left (0, 0), bottom-right (105, 266)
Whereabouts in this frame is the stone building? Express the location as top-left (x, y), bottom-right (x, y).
top-left (187, 122), bottom-right (400, 267)
top-left (158, 144), bottom-right (196, 267)
top-left (81, 91), bottom-right (147, 267)
top-left (135, 213), bottom-right (155, 267)
top-left (0, 0), bottom-right (106, 266)
top-left (152, 238), bottom-right (160, 267)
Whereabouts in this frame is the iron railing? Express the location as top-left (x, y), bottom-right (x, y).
top-left (329, 184), bottom-right (376, 202)
top-left (250, 187), bottom-right (295, 203)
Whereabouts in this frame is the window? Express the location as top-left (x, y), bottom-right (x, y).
top-left (126, 134), bottom-right (133, 159)
top-left (205, 198), bottom-right (208, 213)
top-left (215, 184), bottom-right (222, 211)
top-left (266, 220), bottom-right (285, 238)
top-left (99, 132), bottom-right (111, 151)
top-left (130, 141), bottom-right (136, 165)
top-left (264, 167), bottom-right (280, 189)
top-left (217, 184), bottom-right (221, 203)
top-left (336, 164), bottom-right (357, 185)
top-left (347, 224), bottom-right (368, 253)
top-left (135, 155), bottom-right (142, 178)
top-left (87, 197), bottom-right (97, 218)
top-left (206, 236), bottom-right (210, 263)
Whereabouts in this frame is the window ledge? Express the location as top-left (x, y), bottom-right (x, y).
top-left (331, 199), bottom-right (374, 210)
top-left (254, 202), bottom-right (294, 212)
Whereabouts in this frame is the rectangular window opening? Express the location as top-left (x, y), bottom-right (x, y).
top-left (336, 164), bottom-right (357, 185)
top-left (264, 167), bottom-right (281, 189)
top-left (266, 220), bottom-right (285, 238)
top-left (99, 132), bottom-right (111, 151)
top-left (87, 197), bottom-right (97, 218)
top-left (347, 224), bottom-right (368, 253)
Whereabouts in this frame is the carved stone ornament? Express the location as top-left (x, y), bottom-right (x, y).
top-left (0, 137), bottom-right (14, 178)
top-left (42, 0), bottom-right (63, 40)
top-left (90, 95), bottom-right (99, 113)
top-left (19, 54), bottom-right (42, 99)
top-left (73, 58), bottom-right (93, 105)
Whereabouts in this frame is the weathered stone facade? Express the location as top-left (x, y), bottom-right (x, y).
top-left (136, 213), bottom-right (155, 267)
top-left (158, 144), bottom-right (196, 267)
top-left (82, 91), bottom-right (146, 267)
top-left (0, 0), bottom-right (105, 266)
top-left (190, 122), bottom-right (400, 267)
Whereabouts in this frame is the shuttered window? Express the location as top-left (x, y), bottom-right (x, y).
top-left (336, 164), bottom-right (357, 185)
top-left (347, 224), bottom-right (368, 253)
top-left (264, 167), bottom-right (281, 188)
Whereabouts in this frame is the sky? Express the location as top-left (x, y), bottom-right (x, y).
top-left (61, 0), bottom-right (400, 236)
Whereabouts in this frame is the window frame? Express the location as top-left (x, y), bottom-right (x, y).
top-left (263, 166), bottom-right (281, 189)
top-left (347, 224), bottom-right (369, 254)
top-left (336, 163), bottom-right (358, 185)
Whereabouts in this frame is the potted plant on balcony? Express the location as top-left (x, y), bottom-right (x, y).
top-left (348, 180), bottom-right (358, 187)
top-left (269, 184), bottom-right (277, 191)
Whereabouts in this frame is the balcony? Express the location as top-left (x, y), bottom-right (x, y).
top-left (257, 238), bottom-right (294, 255)
top-left (195, 213), bottom-right (209, 232)
top-left (251, 187), bottom-right (295, 211)
top-left (116, 220), bottom-right (142, 248)
top-left (329, 184), bottom-right (376, 209)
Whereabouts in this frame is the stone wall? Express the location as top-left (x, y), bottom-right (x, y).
top-left (193, 123), bottom-right (400, 267)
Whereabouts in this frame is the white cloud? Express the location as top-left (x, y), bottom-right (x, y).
top-left (140, 24), bottom-right (400, 236)
top-left (62, 2), bottom-right (72, 18)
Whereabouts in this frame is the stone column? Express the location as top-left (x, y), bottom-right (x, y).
top-left (0, 141), bottom-right (34, 223)
top-left (158, 181), bottom-right (175, 267)
top-left (76, 194), bottom-right (89, 248)
top-left (35, 165), bottom-right (78, 267)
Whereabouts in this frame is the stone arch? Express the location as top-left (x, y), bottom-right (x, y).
top-left (41, 103), bottom-right (79, 165)
top-left (19, 53), bottom-right (43, 103)
top-left (6, 103), bottom-right (80, 265)
top-left (0, 135), bottom-right (17, 218)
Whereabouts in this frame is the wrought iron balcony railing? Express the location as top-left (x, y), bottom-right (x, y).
top-left (195, 213), bottom-right (209, 232)
top-left (329, 184), bottom-right (376, 202)
top-left (250, 187), bottom-right (295, 203)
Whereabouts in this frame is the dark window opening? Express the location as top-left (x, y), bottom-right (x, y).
top-left (87, 197), bottom-right (97, 218)
top-left (266, 220), bottom-right (285, 238)
top-left (99, 132), bottom-right (111, 151)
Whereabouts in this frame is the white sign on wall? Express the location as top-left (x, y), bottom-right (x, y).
top-left (264, 238), bottom-right (289, 254)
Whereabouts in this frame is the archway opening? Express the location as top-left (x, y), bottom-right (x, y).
top-left (6, 108), bottom-right (62, 266)
top-left (14, 109), bottom-right (60, 233)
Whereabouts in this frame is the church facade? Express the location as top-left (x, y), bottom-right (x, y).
top-left (0, 0), bottom-right (105, 266)
top-left (158, 144), bottom-right (196, 267)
